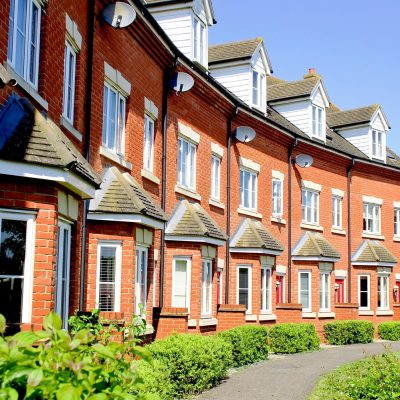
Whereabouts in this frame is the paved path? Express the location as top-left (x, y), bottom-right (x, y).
top-left (197, 341), bottom-right (400, 400)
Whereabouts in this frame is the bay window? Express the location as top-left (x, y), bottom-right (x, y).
top-left (377, 274), bottom-right (389, 310)
top-left (299, 271), bottom-right (311, 312)
top-left (237, 265), bottom-right (251, 313)
top-left (201, 260), bottom-right (212, 317)
top-left (172, 257), bottom-right (191, 310)
top-left (319, 272), bottom-right (330, 312)
top-left (135, 246), bottom-right (148, 316)
top-left (358, 275), bottom-right (370, 310)
top-left (261, 266), bottom-right (272, 312)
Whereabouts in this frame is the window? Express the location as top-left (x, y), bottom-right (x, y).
top-left (143, 114), bottom-right (155, 172)
top-left (217, 269), bottom-right (223, 305)
top-left (332, 196), bottom-right (342, 229)
top-left (299, 271), bottom-right (311, 312)
top-left (240, 169), bottom-right (257, 210)
top-left (102, 82), bottom-right (126, 155)
top-left (378, 275), bottom-right (389, 310)
top-left (252, 70), bottom-right (265, 108)
top-left (261, 267), bottom-right (272, 312)
top-left (201, 260), bottom-right (212, 317)
top-left (302, 189), bottom-right (319, 225)
top-left (193, 16), bottom-right (205, 64)
top-left (312, 105), bottom-right (323, 138)
top-left (97, 242), bottom-right (121, 312)
top-left (395, 281), bottom-right (400, 303)
top-left (335, 278), bottom-right (345, 304)
top-left (172, 258), bottom-right (191, 310)
top-left (358, 275), bottom-right (370, 310)
top-left (62, 42), bottom-right (77, 124)
top-left (395, 208), bottom-right (400, 236)
top-left (276, 275), bottom-right (285, 304)
top-left (372, 130), bottom-right (383, 159)
top-left (210, 155), bottom-right (221, 200)
top-left (8, 0), bottom-right (41, 88)
top-left (319, 272), bottom-right (330, 312)
top-left (177, 137), bottom-right (196, 190)
top-left (237, 265), bottom-right (251, 313)
top-left (0, 212), bottom-right (35, 324)
top-left (363, 203), bottom-right (381, 234)
top-left (272, 178), bottom-right (283, 216)
top-left (135, 246), bottom-right (148, 316)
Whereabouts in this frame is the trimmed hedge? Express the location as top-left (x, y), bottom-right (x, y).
top-left (268, 323), bottom-right (320, 354)
top-left (378, 322), bottom-right (400, 341)
top-left (324, 320), bottom-right (374, 345)
top-left (218, 325), bottom-right (269, 367)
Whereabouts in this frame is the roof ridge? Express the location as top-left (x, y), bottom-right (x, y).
top-left (209, 37), bottom-right (262, 48)
top-left (367, 240), bottom-right (379, 261)
top-left (308, 232), bottom-right (323, 256)
top-left (187, 202), bottom-right (209, 236)
top-left (328, 104), bottom-right (380, 116)
top-left (116, 170), bottom-right (146, 213)
top-left (246, 219), bottom-right (264, 247)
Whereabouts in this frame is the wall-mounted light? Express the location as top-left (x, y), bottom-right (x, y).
top-left (334, 283), bottom-right (340, 291)
top-left (394, 286), bottom-right (399, 294)
top-left (276, 281), bottom-right (281, 288)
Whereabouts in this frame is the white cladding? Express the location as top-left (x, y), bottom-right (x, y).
top-left (339, 126), bottom-right (371, 156)
top-left (371, 112), bottom-right (386, 132)
top-left (273, 100), bottom-right (310, 135)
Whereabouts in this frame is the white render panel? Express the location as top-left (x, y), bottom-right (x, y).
top-left (273, 100), bottom-right (311, 136)
top-left (253, 50), bottom-right (265, 73)
top-left (371, 113), bottom-right (386, 132)
top-left (338, 126), bottom-right (370, 157)
top-left (312, 87), bottom-right (325, 108)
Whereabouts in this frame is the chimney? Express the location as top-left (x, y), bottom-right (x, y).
top-left (304, 67), bottom-right (317, 79)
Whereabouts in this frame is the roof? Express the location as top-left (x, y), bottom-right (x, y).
top-left (292, 232), bottom-right (340, 260)
top-left (89, 167), bottom-right (167, 222)
top-left (0, 94), bottom-right (101, 187)
top-left (268, 76), bottom-right (320, 102)
top-left (166, 200), bottom-right (227, 242)
top-left (209, 38), bottom-right (263, 65)
top-left (230, 218), bottom-right (284, 254)
top-left (327, 105), bottom-right (379, 128)
top-left (352, 240), bottom-right (397, 265)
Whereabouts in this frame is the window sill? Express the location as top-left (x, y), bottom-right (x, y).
top-left (199, 317), bottom-right (218, 327)
top-left (271, 216), bottom-right (286, 225)
top-left (188, 319), bottom-right (197, 328)
top-left (376, 310), bottom-right (394, 316)
top-left (394, 236), bottom-right (400, 242)
top-left (331, 227), bottom-right (346, 236)
top-left (100, 146), bottom-right (132, 170)
top-left (4, 62), bottom-right (49, 110)
top-left (237, 208), bottom-right (263, 219)
top-left (362, 232), bottom-right (385, 240)
top-left (358, 310), bottom-right (374, 316)
top-left (318, 312), bottom-right (335, 319)
top-left (300, 222), bottom-right (323, 232)
top-left (141, 168), bottom-right (160, 185)
top-left (259, 313), bottom-right (277, 321)
top-left (245, 314), bottom-right (257, 321)
top-left (209, 198), bottom-right (225, 210)
top-left (175, 185), bottom-right (201, 201)
top-left (302, 312), bottom-right (316, 319)
top-left (60, 115), bottom-right (82, 142)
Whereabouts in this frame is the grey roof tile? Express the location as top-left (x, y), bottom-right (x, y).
top-left (327, 105), bottom-right (379, 128)
top-left (293, 232), bottom-right (340, 259)
top-left (353, 240), bottom-right (397, 264)
top-left (209, 38), bottom-right (263, 64)
top-left (268, 76), bottom-right (320, 102)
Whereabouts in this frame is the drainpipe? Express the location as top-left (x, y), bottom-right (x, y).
top-left (79, 0), bottom-right (95, 311)
top-left (225, 106), bottom-right (239, 304)
top-left (287, 138), bottom-right (298, 303)
top-left (347, 159), bottom-right (355, 303)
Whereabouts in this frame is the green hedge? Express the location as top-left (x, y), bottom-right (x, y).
top-left (268, 323), bottom-right (320, 353)
top-left (218, 325), bottom-right (269, 367)
top-left (324, 320), bottom-right (374, 345)
top-left (378, 322), bottom-right (400, 341)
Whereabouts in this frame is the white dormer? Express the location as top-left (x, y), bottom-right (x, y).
top-left (208, 38), bottom-right (272, 114)
top-left (310, 81), bottom-right (329, 141)
top-left (145, 0), bottom-right (215, 68)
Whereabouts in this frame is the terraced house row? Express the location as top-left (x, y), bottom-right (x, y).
top-left (0, 0), bottom-right (399, 338)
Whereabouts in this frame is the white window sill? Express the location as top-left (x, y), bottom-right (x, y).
top-left (209, 198), bottom-right (225, 209)
top-left (100, 146), bottom-right (132, 170)
top-left (271, 216), bottom-right (286, 225)
top-left (300, 222), bottom-right (323, 232)
top-left (362, 232), bottom-right (385, 240)
top-left (376, 310), bottom-right (394, 316)
top-left (60, 115), bottom-right (82, 142)
top-left (175, 185), bottom-right (201, 201)
top-left (318, 312), bottom-right (335, 318)
top-left (331, 227), bottom-right (346, 236)
top-left (237, 208), bottom-right (263, 219)
top-left (199, 317), bottom-right (218, 327)
top-left (188, 319), bottom-right (197, 328)
top-left (4, 62), bottom-right (49, 110)
top-left (302, 312), bottom-right (316, 319)
top-left (259, 313), bottom-right (277, 321)
top-left (358, 310), bottom-right (374, 316)
top-left (245, 314), bottom-right (257, 321)
top-left (141, 168), bottom-right (160, 185)
top-left (393, 236), bottom-right (400, 242)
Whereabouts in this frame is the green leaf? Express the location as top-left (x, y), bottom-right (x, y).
top-left (87, 394), bottom-right (108, 400)
top-left (27, 368), bottom-right (43, 387)
top-left (92, 343), bottom-right (115, 359)
top-left (56, 384), bottom-right (82, 400)
top-left (44, 312), bottom-right (62, 331)
top-left (10, 331), bottom-right (39, 347)
top-left (0, 314), bottom-right (6, 335)
top-left (134, 346), bottom-right (152, 363)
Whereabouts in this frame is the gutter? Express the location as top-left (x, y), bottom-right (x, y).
top-left (347, 159), bottom-right (356, 303)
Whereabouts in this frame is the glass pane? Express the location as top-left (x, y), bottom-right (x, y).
top-left (0, 277), bottom-right (23, 323)
top-left (239, 289), bottom-right (248, 309)
top-left (239, 268), bottom-right (248, 288)
top-left (15, 0), bottom-right (27, 76)
top-left (107, 89), bottom-right (117, 150)
top-left (360, 291), bottom-right (368, 308)
top-left (8, 0), bottom-right (15, 62)
top-left (301, 291), bottom-right (309, 309)
top-left (174, 260), bottom-right (187, 307)
top-left (360, 277), bottom-right (368, 292)
top-left (28, 2), bottom-right (39, 84)
top-left (99, 283), bottom-right (114, 311)
top-left (102, 86), bottom-right (108, 144)
top-left (300, 273), bottom-right (309, 291)
top-left (100, 247), bottom-right (116, 283)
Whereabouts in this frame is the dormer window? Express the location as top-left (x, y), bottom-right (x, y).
top-left (252, 70), bottom-right (265, 109)
top-left (312, 105), bottom-right (323, 138)
top-left (372, 130), bottom-right (383, 159)
top-left (193, 16), bottom-right (206, 64)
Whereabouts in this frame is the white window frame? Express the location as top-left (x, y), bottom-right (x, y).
top-left (96, 241), bottom-right (122, 312)
top-left (62, 41), bottom-right (77, 124)
top-left (311, 104), bottom-right (323, 138)
top-left (217, 268), bottom-right (223, 305)
top-left (299, 270), bottom-right (312, 312)
top-left (143, 114), bottom-right (155, 173)
top-left (377, 274), bottom-right (389, 311)
top-left (363, 203), bottom-right (381, 234)
top-left (193, 15), bottom-right (206, 65)
top-left (237, 265), bottom-right (252, 314)
top-left (177, 137), bottom-right (197, 191)
top-left (7, 0), bottom-right (41, 89)
top-left (261, 266), bottom-right (272, 313)
top-left (0, 210), bottom-right (35, 324)
top-left (332, 195), bottom-right (342, 229)
top-left (210, 155), bottom-right (221, 201)
top-left (358, 274), bottom-right (370, 310)
top-left (372, 130), bottom-right (383, 159)
top-left (319, 271), bottom-right (330, 312)
top-left (252, 69), bottom-right (265, 108)
top-left (102, 81), bottom-right (126, 155)
top-left (272, 178), bottom-right (283, 217)
top-left (172, 257), bottom-right (191, 312)
top-left (302, 189), bottom-right (319, 225)
top-left (394, 208), bottom-right (400, 237)
top-left (240, 168), bottom-right (258, 211)
top-left (135, 245), bottom-right (148, 316)
top-left (201, 259), bottom-right (213, 317)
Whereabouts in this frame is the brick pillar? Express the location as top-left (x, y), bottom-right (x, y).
top-left (334, 303), bottom-right (359, 320)
top-left (275, 303), bottom-right (302, 323)
top-left (217, 304), bottom-right (246, 332)
top-left (153, 307), bottom-right (188, 339)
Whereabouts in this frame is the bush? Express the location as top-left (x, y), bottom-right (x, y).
top-left (268, 323), bottom-right (320, 353)
top-left (218, 325), bottom-right (268, 367)
top-left (147, 333), bottom-right (232, 398)
top-left (324, 320), bottom-right (374, 345)
top-left (378, 322), bottom-right (400, 341)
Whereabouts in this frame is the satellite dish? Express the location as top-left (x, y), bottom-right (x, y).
top-left (171, 72), bottom-right (195, 93)
top-left (234, 126), bottom-right (256, 143)
top-left (295, 154), bottom-right (314, 168)
top-left (102, 2), bottom-right (136, 28)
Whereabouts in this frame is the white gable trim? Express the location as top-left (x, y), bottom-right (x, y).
top-left (166, 235), bottom-right (224, 246)
top-left (230, 247), bottom-right (282, 256)
top-left (89, 167), bottom-right (115, 211)
top-left (165, 201), bottom-right (187, 234)
top-left (370, 107), bottom-right (389, 132)
top-left (310, 80), bottom-right (329, 107)
top-left (87, 213), bottom-right (164, 230)
top-left (230, 219), bottom-right (248, 247)
top-left (251, 43), bottom-right (272, 75)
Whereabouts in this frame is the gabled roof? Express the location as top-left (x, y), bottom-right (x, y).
top-left (327, 105), bottom-right (381, 128)
top-left (230, 218), bottom-right (284, 255)
top-left (352, 240), bottom-right (397, 266)
top-left (166, 200), bottom-right (227, 245)
top-left (292, 232), bottom-right (340, 261)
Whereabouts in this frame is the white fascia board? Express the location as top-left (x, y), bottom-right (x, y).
top-left (291, 256), bottom-right (340, 262)
top-left (165, 235), bottom-right (225, 247)
top-left (362, 195), bottom-right (383, 205)
top-left (229, 247), bottom-right (282, 256)
top-left (371, 107), bottom-right (389, 132)
top-left (352, 261), bottom-right (396, 267)
top-left (311, 80), bottom-right (330, 107)
top-left (87, 212), bottom-right (165, 230)
top-left (301, 180), bottom-right (321, 192)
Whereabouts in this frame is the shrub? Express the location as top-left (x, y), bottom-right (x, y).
top-left (218, 325), bottom-right (268, 367)
top-left (324, 320), bottom-right (374, 345)
top-left (148, 333), bottom-right (232, 398)
top-left (268, 323), bottom-right (320, 353)
top-left (378, 322), bottom-right (400, 341)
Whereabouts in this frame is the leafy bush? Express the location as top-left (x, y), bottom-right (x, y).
top-left (268, 323), bottom-right (320, 354)
top-left (147, 333), bottom-right (232, 398)
top-left (218, 325), bottom-right (268, 367)
top-left (324, 320), bottom-right (374, 345)
top-left (309, 351), bottom-right (400, 400)
top-left (378, 322), bottom-right (400, 341)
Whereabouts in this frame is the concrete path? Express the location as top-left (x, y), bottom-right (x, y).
top-left (197, 341), bottom-right (400, 400)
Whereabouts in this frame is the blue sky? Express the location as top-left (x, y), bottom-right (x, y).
top-left (209, 0), bottom-right (400, 153)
